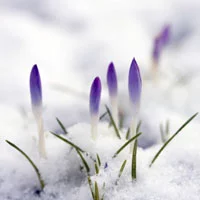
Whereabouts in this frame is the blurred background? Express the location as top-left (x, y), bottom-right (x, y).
top-left (1, 0), bottom-right (200, 145)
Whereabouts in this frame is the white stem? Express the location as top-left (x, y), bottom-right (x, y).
top-left (111, 97), bottom-right (118, 128)
top-left (91, 115), bottom-right (98, 140)
top-left (130, 117), bottom-right (137, 152)
top-left (36, 116), bottom-right (47, 158)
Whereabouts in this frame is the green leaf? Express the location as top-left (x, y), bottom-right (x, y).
top-left (131, 139), bottom-right (137, 180)
top-left (125, 128), bottom-right (130, 140)
top-left (118, 160), bottom-right (127, 178)
top-left (56, 117), bottom-right (68, 134)
top-left (88, 176), bottom-right (94, 199)
top-left (149, 112), bottom-right (198, 167)
top-left (136, 120), bottom-right (142, 134)
top-left (6, 140), bottom-right (45, 190)
top-left (105, 105), bottom-right (121, 139)
top-left (99, 111), bottom-right (108, 120)
top-left (94, 181), bottom-right (100, 200)
top-left (76, 149), bottom-right (90, 174)
top-left (95, 163), bottom-right (99, 174)
top-left (113, 132), bottom-right (142, 158)
top-left (96, 154), bottom-right (101, 167)
top-left (50, 131), bottom-right (84, 152)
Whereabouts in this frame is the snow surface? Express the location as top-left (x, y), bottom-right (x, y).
top-left (1, 0), bottom-right (200, 199)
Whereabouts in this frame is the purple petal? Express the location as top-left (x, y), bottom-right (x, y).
top-left (160, 24), bottom-right (171, 46)
top-left (30, 64), bottom-right (42, 108)
top-left (107, 62), bottom-right (118, 97)
top-left (128, 58), bottom-right (142, 106)
top-left (90, 77), bottom-right (102, 116)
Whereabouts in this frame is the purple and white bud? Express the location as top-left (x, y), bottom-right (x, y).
top-left (128, 58), bottom-right (142, 139)
top-left (30, 65), bottom-right (46, 158)
top-left (107, 62), bottom-right (118, 126)
top-left (30, 64), bottom-right (42, 116)
top-left (89, 77), bottom-right (102, 139)
top-left (128, 58), bottom-right (142, 113)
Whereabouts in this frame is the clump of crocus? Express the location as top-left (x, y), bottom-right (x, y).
top-left (128, 58), bottom-right (142, 138)
top-left (90, 77), bottom-right (102, 140)
top-left (30, 65), bottom-right (46, 158)
top-left (152, 24), bottom-right (171, 73)
top-left (107, 62), bottom-right (118, 126)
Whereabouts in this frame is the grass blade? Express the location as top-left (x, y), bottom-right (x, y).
top-left (50, 131), bottom-right (84, 152)
top-left (113, 132), bottom-right (142, 158)
top-left (99, 111), bottom-right (108, 120)
top-left (149, 112), bottom-right (198, 167)
top-left (88, 176), bottom-right (94, 199)
top-left (131, 139), bottom-right (137, 180)
top-left (56, 117), bottom-right (68, 134)
top-left (95, 163), bottom-right (99, 174)
top-left (105, 105), bottom-right (121, 139)
top-left (6, 140), bottom-right (45, 190)
top-left (118, 160), bottom-right (127, 178)
top-left (125, 128), bottom-right (130, 140)
top-left (136, 120), bottom-right (142, 134)
top-left (94, 181), bottom-right (100, 200)
top-left (76, 149), bottom-right (90, 174)
top-left (96, 154), bottom-right (101, 166)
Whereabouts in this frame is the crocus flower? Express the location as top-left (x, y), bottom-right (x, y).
top-left (128, 58), bottom-right (142, 141)
top-left (30, 65), bottom-right (46, 158)
top-left (89, 77), bottom-right (102, 139)
top-left (107, 62), bottom-right (118, 126)
top-left (128, 58), bottom-right (142, 111)
top-left (30, 64), bottom-right (42, 114)
top-left (107, 62), bottom-right (117, 98)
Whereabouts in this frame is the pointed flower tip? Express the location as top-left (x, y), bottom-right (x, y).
top-left (90, 77), bottom-right (102, 116)
top-left (30, 64), bottom-right (42, 109)
top-left (128, 58), bottom-right (142, 106)
top-left (107, 62), bottom-right (118, 97)
top-left (160, 24), bottom-right (171, 45)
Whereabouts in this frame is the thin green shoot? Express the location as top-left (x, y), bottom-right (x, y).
top-left (136, 120), bottom-right (142, 134)
top-left (56, 117), bottom-right (68, 134)
top-left (113, 132), bottom-right (142, 158)
top-left (126, 128), bottom-right (130, 140)
top-left (118, 160), bottom-right (127, 178)
top-left (88, 176), bottom-right (94, 199)
top-left (6, 140), bottom-right (45, 190)
top-left (149, 112), bottom-right (198, 167)
top-left (96, 154), bottom-right (101, 166)
top-left (131, 139), bottom-right (137, 180)
top-left (95, 163), bottom-right (99, 174)
top-left (119, 111), bottom-right (125, 130)
top-left (50, 131), bottom-right (84, 152)
top-left (99, 111), bottom-right (108, 120)
top-left (94, 181), bottom-right (100, 200)
top-left (76, 149), bottom-right (90, 174)
top-left (105, 105), bottom-right (121, 139)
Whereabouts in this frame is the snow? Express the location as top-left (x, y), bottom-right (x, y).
top-left (1, 0), bottom-right (200, 199)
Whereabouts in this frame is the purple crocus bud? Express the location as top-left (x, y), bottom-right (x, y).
top-left (160, 24), bottom-right (170, 46)
top-left (90, 77), bottom-right (102, 117)
top-left (128, 58), bottom-right (142, 110)
top-left (30, 65), bottom-right (42, 110)
top-left (107, 62), bottom-right (118, 98)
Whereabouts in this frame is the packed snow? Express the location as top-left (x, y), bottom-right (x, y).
top-left (0, 0), bottom-right (200, 199)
